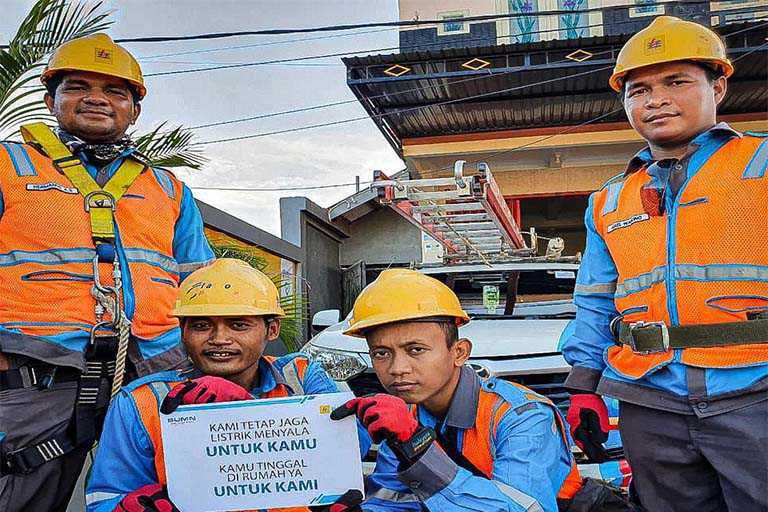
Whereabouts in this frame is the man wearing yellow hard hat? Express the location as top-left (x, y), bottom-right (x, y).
top-left (0, 34), bottom-right (213, 510)
top-left (85, 259), bottom-right (369, 512)
top-left (329, 269), bottom-right (605, 511)
top-left (562, 16), bottom-right (768, 511)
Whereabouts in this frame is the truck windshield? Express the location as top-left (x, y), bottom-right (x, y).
top-left (430, 268), bottom-right (577, 318)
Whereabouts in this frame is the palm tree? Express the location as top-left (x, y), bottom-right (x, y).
top-left (0, 0), bottom-right (205, 169)
top-left (211, 243), bottom-right (309, 352)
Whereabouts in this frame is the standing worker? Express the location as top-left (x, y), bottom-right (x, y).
top-left (562, 16), bottom-right (768, 512)
top-left (0, 33), bottom-right (213, 511)
top-left (85, 258), bottom-right (369, 512)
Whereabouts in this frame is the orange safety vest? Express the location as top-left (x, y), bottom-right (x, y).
top-left (0, 141), bottom-right (183, 341)
top-left (412, 380), bottom-right (583, 502)
top-left (591, 134), bottom-right (768, 379)
top-left (132, 356), bottom-right (311, 512)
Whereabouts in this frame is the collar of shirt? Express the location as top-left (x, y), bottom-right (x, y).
top-left (624, 122), bottom-right (742, 176)
top-left (250, 357), bottom-right (296, 396)
top-left (416, 365), bottom-right (480, 432)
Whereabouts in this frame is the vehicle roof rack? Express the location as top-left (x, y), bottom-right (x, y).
top-left (371, 161), bottom-right (532, 265)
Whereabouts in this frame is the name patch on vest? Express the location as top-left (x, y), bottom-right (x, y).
top-left (607, 213), bottom-right (650, 233)
top-left (26, 182), bottom-right (79, 194)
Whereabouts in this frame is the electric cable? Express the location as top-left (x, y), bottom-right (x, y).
top-left (187, 32), bottom-right (768, 189)
top-left (138, 28), bottom-right (395, 60)
top-left (191, 180), bottom-right (376, 192)
top-left (188, 107), bottom-right (624, 192)
top-left (155, 21), bottom-right (768, 134)
top-left (114, 1), bottom-right (708, 43)
top-left (139, 17), bottom-right (642, 68)
top-left (190, 64), bottom-right (615, 146)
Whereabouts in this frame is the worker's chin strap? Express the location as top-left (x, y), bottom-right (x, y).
top-left (54, 127), bottom-right (135, 165)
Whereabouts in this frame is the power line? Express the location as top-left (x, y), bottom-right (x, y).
top-left (114, 2), bottom-right (706, 43)
top-left (183, 29), bottom-right (767, 189)
top-left (137, 28), bottom-right (395, 60)
top-left (188, 107), bottom-right (625, 192)
top-left (189, 65), bottom-right (627, 146)
top-left (142, 16), bottom-right (766, 78)
top-left (191, 180), bottom-right (375, 192)
top-left (141, 22), bottom-right (601, 78)
top-left (177, 21), bottom-right (766, 138)
top-left (139, 16), bottom-right (665, 78)
top-left (185, 45), bottom-right (616, 131)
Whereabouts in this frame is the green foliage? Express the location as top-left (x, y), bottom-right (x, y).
top-left (0, 0), bottom-right (111, 138)
top-left (210, 243), bottom-right (308, 352)
top-left (134, 122), bottom-right (207, 170)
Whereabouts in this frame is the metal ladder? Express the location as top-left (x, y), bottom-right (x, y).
top-left (371, 161), bottom-right (531, 264)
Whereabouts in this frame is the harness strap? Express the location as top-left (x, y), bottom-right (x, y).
top-left (19, 123), bottom-right (146, 244)
top-left (1, 429), bottom-right (76, 475)
top-left (0, 365), bottom-right (79, 391)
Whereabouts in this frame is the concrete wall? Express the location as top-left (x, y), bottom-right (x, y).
top-left (398, 0), bottom-right (498, 28)
top-left (400, 22), bottom-right (496, 51)
top-left (280, 197), bottom-right (348, 333)
top-left (340, 207), bottom-right (423, 267)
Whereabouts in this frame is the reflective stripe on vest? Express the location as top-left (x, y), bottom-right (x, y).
top-left (592, 135), bottom-right (768, 377)
top-left (0, 137), bottom-right (183, 341)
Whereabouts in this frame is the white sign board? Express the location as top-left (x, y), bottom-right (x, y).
top-left (160, 392), bottom-right (363, 511)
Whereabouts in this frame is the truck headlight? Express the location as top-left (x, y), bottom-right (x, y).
top-left (302, 344), bottom-right (367, 381)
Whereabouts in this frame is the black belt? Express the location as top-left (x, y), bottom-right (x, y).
top-left (0, 365), bottom-right (80, 391)
top-left (617, 318), bottom-right (768, 354)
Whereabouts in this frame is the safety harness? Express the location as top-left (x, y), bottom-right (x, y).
top-left (0, 123), bottom-right (146, 475)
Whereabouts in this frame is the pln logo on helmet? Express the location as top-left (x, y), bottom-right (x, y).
top-left (643, 36), bottom-right (665, 55)
top-left (94, 47), bottom-right (113, 63)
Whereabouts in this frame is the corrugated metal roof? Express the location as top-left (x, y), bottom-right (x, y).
top-left (344, 22), bottom-right (768, 153)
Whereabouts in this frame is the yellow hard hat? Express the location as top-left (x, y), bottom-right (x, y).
top-left (41, 33), bottom-right (146, 99)
top-left (344, 268), bottom-right (469, 338)
top-left (609, 16), bottom-right (733, 92)
top-left (172, 258), bottom-right (285, 318)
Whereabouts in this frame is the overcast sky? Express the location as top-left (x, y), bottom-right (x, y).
top-left (2, 0), bottom-right (405, 235)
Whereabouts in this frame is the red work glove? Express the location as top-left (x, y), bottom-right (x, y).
top-left (115, 483), bottom-right (179, 512)
top-left (310, 489), bottom-right (364, 512)
top-left (331, 394), bottom-right (418, 443)
top-left (566, 393), bottom-right (611, 463)
top-left (160, 376), bottom-right (253, 414)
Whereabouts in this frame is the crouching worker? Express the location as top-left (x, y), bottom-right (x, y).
top-left (330, 269), bottom-right (584, 512)
top-left (85, 258), bottom-right (369, 512)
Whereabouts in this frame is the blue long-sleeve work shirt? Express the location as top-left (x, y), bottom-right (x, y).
top-left (364, 367), bottom-right (573, 512)
top-left (562, 124), bottom-right (768, 415)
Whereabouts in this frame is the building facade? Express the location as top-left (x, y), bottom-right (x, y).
top-left (344, 0), bottom-right (768, 255)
